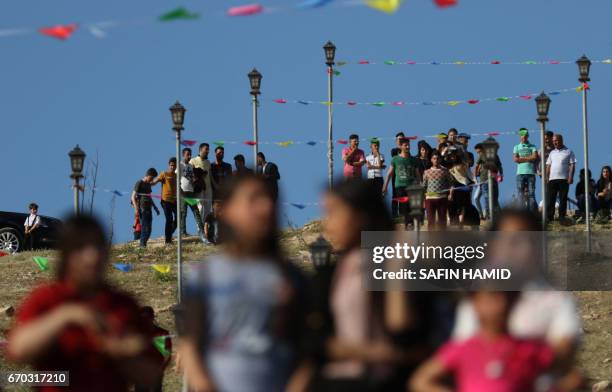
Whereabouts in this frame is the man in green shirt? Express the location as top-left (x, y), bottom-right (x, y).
top-left (513, 128), bottom-right (539, 212)
top-left (382, 138), bottom-right (421, 224)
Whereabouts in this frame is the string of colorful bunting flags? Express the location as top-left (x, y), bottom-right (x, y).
top-left (269, 84), bottom-right (586, 108)
top-left (0, 1), bottom-right (452, 41)
top-left (334, 58), bottom-right (612, 67)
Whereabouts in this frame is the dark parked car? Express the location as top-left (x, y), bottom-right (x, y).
top-left (0, 211), bottom-right (62, 254)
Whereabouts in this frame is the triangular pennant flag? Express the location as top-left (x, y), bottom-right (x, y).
top-left (112, 190), bottom-right (125, 197)
top-left (496, 97), bottom-right (510, 102)
top-left (159, 7), bottom-right (200, 22)
top-left (244, 141), bottom-right (257, 146)
top-left (366, 0), bottom-right (403, 14)
top-left (467, 100), bottom-right (480, 104)
top-left (421, 102), bottom-right (434, 106)
top-left (549, 60), bottom-right (560, 64)
top-left (523, 60), bottom-right (537, 65)
top-left (273, 99), bottom-right (287, 104)
top-left (487, 132), bottom-right (501, 136)
top-left (298, 0), bottom-right (333, 8)
top-left (306, 141), bottom-right (317, 146)
top-left (153, 336), bottom-right (171, 358)
top-left (454, 61), bottom-right (465, 65)
top-left (152, 264), bottom-right (171, 274)
top-left (113, 263), bottom-right (133, 273)
top-left (358, 60), bottom-right (370, 65)
top-left (406, 60), bottom-right (417, 65)
top-left (321, 101), bottom-right (332, 106)
top-left (406, 136), bottom-right (418, 140)
top-left (213, 141), bottom-right (225, 147)
top-left (372, 101), bottom-right (386, 107)
top-left (491, 60), bottom-right (501, 64)
top-left (519, 95), bottom-right (533, 100)
top-left (290, 203), bottom-right (306, 210)
top-left (394, 196), bottom-right (409, 203)
top-left (447, 101), bottom-right (461, 106)
top-left (33, 257), bottom-right (49, 271)
top-left (276, 141), bottom-right (294, 147)
top-left (433, 0), bottom-right (457, 8)
top-left (333, 70), bottom-right (341, 76)
top-left (548, 91), bottom-right (560, 96)
top-left (430, 61), bottom-right (440, 65)
top-left (602, 59), bottom-right (612, 64)
top-left (392, 101), bottom-right (405, 106)
top-left (298, 100), bottom-right (311, 105)
top-left (347, 101), bottom-right (357, 106)
top-left (184, 198), bottom-right (199, 206)
top-left (228, 4), bottom-right (264, 16)
top-left (39, 24), bottom-right (78, 40)
top-left (384, 60), bottom-right (396, 65)
top-left (337, 139), bottom-right (348, 145)
top-left (181, 140), bottom-right (197, 147)
top-left (336, 61), bottom-right (347, 66)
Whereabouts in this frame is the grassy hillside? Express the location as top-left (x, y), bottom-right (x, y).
top-left (0, 221), bottom-right (610, 391)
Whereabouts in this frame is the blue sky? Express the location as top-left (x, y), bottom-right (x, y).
top-left (2, 0), bottom-right (611, 242)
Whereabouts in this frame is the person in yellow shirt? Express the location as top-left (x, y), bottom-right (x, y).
top-left (189, 143), bottom-right (213, 225)
top-left (152, 157), bottom-right (177, 244)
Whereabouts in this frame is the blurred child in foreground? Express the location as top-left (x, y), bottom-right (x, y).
top-left (8, 215), bottom-right (162, 392)
top-left (177, 175), bottom-right (307, 392)
top-left (410, 291), bottom-right (581, 392)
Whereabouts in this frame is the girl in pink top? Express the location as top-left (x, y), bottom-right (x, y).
top-left (410, 291), bottom-right (581, 392)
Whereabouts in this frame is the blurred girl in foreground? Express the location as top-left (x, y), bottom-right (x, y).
top-left (177, 175), bottom-right (306, 392)
top-left (411, 291), bottom-right (581, 392)
top-left (8, 215), bottom-right (161, 392)
top-left (289, 180), bottom-right (431, 392)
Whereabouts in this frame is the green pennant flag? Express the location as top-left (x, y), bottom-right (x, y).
top-left (384, 60), bottom-right (396, 65)
top-left (153, 336), bottom-right (171, 358)
top-left (213, 141), bottom-right (225, 147)
top-left (336, 61), bottom-right (347, 66)
top-left (372, 101), bottom-right (386, 107)
top-left (333, 70), bottom-right (341, 76)
top-left (184, 198), bottom-right (199, 206)
top-left (33, 256), bottom-right (49, 271)
top-left (496, 97), bottom-right (510, 102)
top-left (523, 60), bottom-right (537, 65)
top-left (159, 7), bottom-right (200, 22)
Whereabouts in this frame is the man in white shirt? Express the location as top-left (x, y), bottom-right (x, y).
top-left (24, 202), bottom-right (41, 250)
top-left (546, 134), bottom-right (576, 223)
top-left (179, 148), bottom-right (204, 238)
top-left (365, 138), bottom-right (385, 190)
top-left (189, 143), bottom-right (213, 222)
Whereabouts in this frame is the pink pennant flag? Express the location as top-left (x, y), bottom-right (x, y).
top-left (347, 101), bottom-right (357, 106)
top-left (227, 4), bottom-right (264, 16)
top-left (181, 140), bottom-right (197, 147)
top-left (583, 82), bottom-right (590, 90)
top-left (273, 99), bottom-right (287, 104)
top-left (406, 60), bottom-right (417, 65)
top-left (487, 132), bottom-right (501, 136)
top-left (358, 60), bottom-right (370, 65)
top-left (337, 139), bottom-right (348, 145)
top-left (467, 100), bottom-right (479, 104)
top-left (490, 60), bottom-right (501, 64)
top-left (39, 23), bottom-right (78, 40)
top-left (392, 101), bottom-right (405, 106)
top-left (406, 136), bottom-right (418, 140)
top-left (433, 0), bottom-right (457, 8)
top-left (244, 141), bottom-right (257, 146)
top-left (519, 95), bottom-right (533, 100)
top-left (549, 60), bottom-right (560, 64)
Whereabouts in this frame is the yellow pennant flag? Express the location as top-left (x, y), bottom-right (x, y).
top-left (152, 264), bottom-right (171, 274)
top-left (366, 0), bottom-right (403, 14)
top-left (454, 61), bottom-right (465, 65)
top-left (276, 141), bottom-right (294, 147)
top-left (575, 86), bottom-right (583, 92)
top-left (602, 59), bottom-right (612, 64)
top-left (447, 101), bottom-right (461, 106)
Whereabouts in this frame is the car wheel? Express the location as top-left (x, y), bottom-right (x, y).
top-left (0, 228), bottom-right (21, 254)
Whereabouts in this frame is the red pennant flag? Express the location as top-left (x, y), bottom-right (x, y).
top-left (467, 100), bottom-right (479, 104)
top-left (244, 141), bottom-right (257, 146)
top-left (583, 82), bottom-right (590, 90)
top-left (337, 139), bottom-right (348, 145)
top-left (39, 23), bottom-right (78, 40)
top-left (407, 136), bottom-right (418, 140)
top-left (487, 132), bottom-right (501, 136)
top-left (181, 140), bottom-right (197, 147)
top-left (358, 60), bottom-right (370, 65)
top-left (433, 0), bottom-right (457, 8)
top-left (491, 60), bottom-right (501, 64)
top-left (273, 99), bottom-right (287, 104)
top-left (549, 60), bottom-right (560, 64)
top-left (406, 60), bottom-right (417, 65)
top-left (347, 101), bottom-right (357, 106)
top-left (519, 95), bottom-right (533, 100)
top-left (394, 196), bottom-right (409, 203)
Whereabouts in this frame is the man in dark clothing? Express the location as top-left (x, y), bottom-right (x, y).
top-left (131, 168), bottom-right (160, 248)
top-left (233, 154), bottom-right (254, 176)
top-left (390, 132), bottom-right (405, 217)
top-left (256, 152), bottom-right (281, 201)
top-left (210, 146), bottom-right (233, 200)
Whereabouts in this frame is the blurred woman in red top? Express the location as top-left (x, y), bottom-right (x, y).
top-left (8, 215), bottom-right (162, 392)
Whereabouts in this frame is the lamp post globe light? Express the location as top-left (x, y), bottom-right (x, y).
top-left (577, 55), bottom-right (592, 252)
top-left (323, 41), bottom-right (336, 190)
top-left (68, 145), bottom-right (86, 215)
top-left (481, 137), bottom-right (500, 222)
top-left (170, 100), bottom-right (186, 302)
top-left (248, 68), bottom-right (262, 170)
top-left (309, 235), bottom-right (332, 270)
top-left (535, 92), bottom-right (551, 228)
